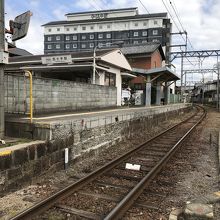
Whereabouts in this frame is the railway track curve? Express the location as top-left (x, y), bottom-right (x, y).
top-left (11, 105), bottom-right (206, 220)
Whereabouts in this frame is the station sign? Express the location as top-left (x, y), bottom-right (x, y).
top-left (91, 13), bottom-right (108, 19)
top-left (42, 55), bottom-right (72, 65)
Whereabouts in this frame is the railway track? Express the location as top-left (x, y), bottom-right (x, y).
top-left (11, 105), bottom-right (206, 220)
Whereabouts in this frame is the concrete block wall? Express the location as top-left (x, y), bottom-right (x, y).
top-left (4, 74), bottom-right (117, 114)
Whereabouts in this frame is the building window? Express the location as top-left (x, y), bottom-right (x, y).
top-left (134, 40), bottom-right (139, 44)
top-left (98, 33), bottom-right (103, 39)
top-left (73, 44), bottom-right (77, 48)
top-left (105, 73), bottom-right (116, 86)
top-left (57, 28), bottom-right (60, 31)
top-left (133, 32), bottom-right (139, 37)
top-left (142, 40), bottom-right (148, 43)
top-left (82, 35), bottom-right (86, 40)
top-left (90, 26), bottom-right (94, 30)
top-left (66, 36), bottom-right (70, 40)
top-left (142, 31), bottom-right (148, 36)
top-left (65, 44), bottom-right (70, 49)
top-left (153, 30), bottom-right (158, 35)
top-left (99, 25), bottom-right (102, 29)
top-left (154, 20), bottom-right (158, 25)
top-left (73, 35), bottom-right (77, 40)
top-left (90, 34), bottom-right (94, 39)
top-left (143, 22), bottom-right (147, 26)
top-left (66, 27), bottom-right (70, 31)
top-left (82, 26), bottom-right (86, 30)
top-left (47, 45), bottom-right (52, 49)
top-left (48, 28), bottom-right (51, 32)
top-left (90, 43), bottom-right (94, 48)
top-left (47, 36), bottom-right (52, 41)
top-left (134, 22), bottom-right (138, 27)
top-left (107, 24), bottom-right (111, 29)
top-left (56, 44), bottom-right (60, 49)
top-left (106, 33), bottom-right (111, 39)
top-left (106, 42), bottom-right (111, 47)
top-left (56, 36), bottom-right (60, 41)
top-left (73, 26), bottom-right (77, 31)
top-left (81, 44), bottom-right (86, 48)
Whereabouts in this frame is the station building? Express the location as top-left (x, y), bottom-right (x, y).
top-left (5, 49), bottom-right (134, 114)
top-left (43, 7), bottom-right (172, 61)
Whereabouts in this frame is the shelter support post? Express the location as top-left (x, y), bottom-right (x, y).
top-left (145, 75), bottom-right (151, 107)
top-left (156, 81), bottom-right (161, 105)
top-left (164, 82), bottom-right (170, 105)
top-left (116, 72), bottom-right (122, 106)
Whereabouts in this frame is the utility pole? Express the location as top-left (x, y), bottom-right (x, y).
top-left (0, 0), bottom-right (5, 138)
top-left (180, 54), bottom-right (184, 102)
top-left (217, 55), bottom-right (220, 111)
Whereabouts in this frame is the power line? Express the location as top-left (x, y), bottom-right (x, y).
top-left (168, 0), bottom-right (194, 50)
top-left (86, 0), bottom-right (99, 10)
top-left (92, 0), bottom-right (104, 10)
top-left (138, 0), bottom-right (150, 14)
top-left (98, 0), bottom-right (108, 6)
top-left (168, 0), bottom-right (184, 32)
top-left (161, 0), bottom-right (182, 34)
top-left (161, 0), bottom-right (196, 67)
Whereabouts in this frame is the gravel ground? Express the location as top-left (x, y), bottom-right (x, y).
top-left (2, 106), bottom-right (219, 220)
top-left (124, 106), bottom-right (220, 219)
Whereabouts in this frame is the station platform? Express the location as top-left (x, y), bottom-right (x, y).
top-left (5, 103), bottom-right (191, 140)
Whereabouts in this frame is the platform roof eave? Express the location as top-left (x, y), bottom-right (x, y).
top-left (132, 66), bottom-right (180, 82)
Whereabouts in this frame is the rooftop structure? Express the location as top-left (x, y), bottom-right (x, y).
top-left (43, 7), bottom-right (172, 60)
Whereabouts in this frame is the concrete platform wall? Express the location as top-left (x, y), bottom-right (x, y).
top-left (1, 104), bottom-right (192, 193)
top-left (4, 73), bottom-right (117, 114)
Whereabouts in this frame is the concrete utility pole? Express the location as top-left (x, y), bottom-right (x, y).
top-left (217, 56), bottom-right (220, 111)
top-left (0, 0), bottom-right (5, 138)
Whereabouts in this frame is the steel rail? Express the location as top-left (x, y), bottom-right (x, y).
top-left (105, 105), bottom-right (206, 219)
top-left (10, 105), bottom-right (201, 220)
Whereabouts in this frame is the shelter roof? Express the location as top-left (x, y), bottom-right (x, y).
top-left (132, 66), bottom-right (180, 82)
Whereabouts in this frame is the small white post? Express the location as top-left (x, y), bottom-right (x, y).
top-left (65, 148), bottom-right (69, 170)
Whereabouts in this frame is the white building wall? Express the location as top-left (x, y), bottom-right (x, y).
top-left (44, 18), bottom-right (164, 35)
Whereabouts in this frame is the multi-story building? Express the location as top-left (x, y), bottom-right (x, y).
top-left (43, 7), bottom-right (172, 60)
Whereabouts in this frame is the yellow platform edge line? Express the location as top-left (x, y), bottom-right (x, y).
top-left (0, 150), bottom-right (12, 156)
top-left (214, 191), bottom-right (220, 197)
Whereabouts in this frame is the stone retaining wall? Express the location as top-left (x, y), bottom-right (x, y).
top-left (0, 105), bottom-right (192, 193)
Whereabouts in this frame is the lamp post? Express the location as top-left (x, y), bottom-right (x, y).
top-left (92, 41), bottom-right (124, 84)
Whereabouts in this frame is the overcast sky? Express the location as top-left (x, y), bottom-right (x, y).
top-left (5, 0), bottom-right (220, 83)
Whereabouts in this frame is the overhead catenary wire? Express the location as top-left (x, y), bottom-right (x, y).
top-left (138, 0), bottom-right (150, 14)
top-left (168, 0), bottom-right (194, 50)
top-left (98, 0), bottom-right (108, 7)
top-left (92, 0), bottom-right (104, 10)
top-left (162, 0), bottom-right (196, 67)
top-left (86, 0), bottom-right (99, 10)
top-left (161, 0), bottom-right (182, 34)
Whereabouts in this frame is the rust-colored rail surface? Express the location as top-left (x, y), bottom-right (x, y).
top-left (11, 105), bottom-right (206, 220)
